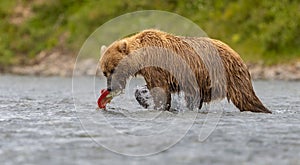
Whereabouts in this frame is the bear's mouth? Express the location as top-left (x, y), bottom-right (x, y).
top-left (107, 90), bottom-right (122, 98)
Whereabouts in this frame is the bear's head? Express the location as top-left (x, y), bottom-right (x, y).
top-left (99, 39), bottom-right (131, 94)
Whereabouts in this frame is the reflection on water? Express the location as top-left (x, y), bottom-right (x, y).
top-left (0, 75), bottom-right (299, 164)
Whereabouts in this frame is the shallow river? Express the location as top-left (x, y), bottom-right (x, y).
top-left (0, 75), bottom-right (300, 165)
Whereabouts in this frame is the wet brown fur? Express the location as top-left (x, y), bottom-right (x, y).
top-left (100, 29), bottom-right (271, 113)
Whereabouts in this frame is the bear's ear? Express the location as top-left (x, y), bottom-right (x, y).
top-left (118, 40), bottom-right (129, 55)
top-left (100, 45), bottom-right (107, 55)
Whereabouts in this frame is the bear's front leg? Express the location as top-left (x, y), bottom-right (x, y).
top-left (135, 85), bottom-right (171, 111)
top-left (150, 87), bottom-right (171, 111)
top-left (134, 85), bottom-right (151, 109)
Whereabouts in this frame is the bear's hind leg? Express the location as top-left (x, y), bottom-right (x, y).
top-left (185, 95), bottom-right (203, 110)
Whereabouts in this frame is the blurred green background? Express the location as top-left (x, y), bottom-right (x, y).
top-left (1, 0), bottom-right (300, 69)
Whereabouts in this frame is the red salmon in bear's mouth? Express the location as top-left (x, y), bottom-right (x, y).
top-left (97, 89), bottom-right (122, 109)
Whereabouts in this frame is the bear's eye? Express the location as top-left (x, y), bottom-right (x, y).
top-left (110, 69), bottom-right (115, 74)
top-left (103, 72), bottom-right (108, 77)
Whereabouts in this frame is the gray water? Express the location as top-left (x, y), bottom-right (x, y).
top-left (1, 75), bottom-right (300, 165)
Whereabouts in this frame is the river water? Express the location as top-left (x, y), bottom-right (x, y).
top-left (0, 75), bottom-right (299, 165)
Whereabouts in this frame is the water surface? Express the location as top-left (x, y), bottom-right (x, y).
top-left (0, 75), bottom-right (299, 164)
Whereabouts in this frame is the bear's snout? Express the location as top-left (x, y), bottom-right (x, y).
top-left (107, 75), bottom-right (126, 93)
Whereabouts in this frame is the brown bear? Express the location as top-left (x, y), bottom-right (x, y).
top-left (99, 29), bottom-right (271, 113)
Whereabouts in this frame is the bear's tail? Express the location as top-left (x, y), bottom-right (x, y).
top-left (209, 38), bottom-right (271, 113)
top-left (228, 85), bottom-right (271, 113)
